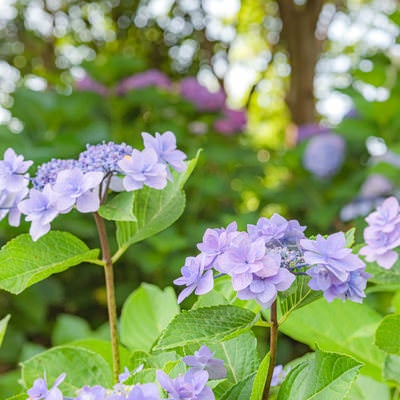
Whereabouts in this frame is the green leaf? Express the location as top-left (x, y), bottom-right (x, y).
top-left (221, 373), bottom-right (256, 400)
top-left (116, 154), bottom-right (199, 250)
top-left (250, 352), bottom-right (270, 400)
top-left (153, 305), bottom-right (259, 351)
top-left (366, 253), bottom-right (400, 285)
top-left (278, 275), bottom-right (322, 324)
top-left (52, 314), bottom-right (92, 346)
top-left (345, 228), bottom-right (356, 248)
top-left (21, 345), bottom-right (112, 396)
top-left (0, 314), bottom-right (10, 348)
top-left (280, 299), bottom-right (385, 379)
top-left (98, 191), bottom-right (137, 221)
top-left (277, 349), bottom-right (362, 400)
top-left (0, 232), bottom-right (99, 294)
top-left (120, 283), bottom-right (179, 352)
top-left (210, 332), bottom-right (260, 383)
top-left (5, 395), bottom-right (27, 400)
top-left (375, 314), bottom-right (400, 355)
top-left (344, 374), bottom-right (390, 400)
top-left (383, 354), bottom-right (400, 384)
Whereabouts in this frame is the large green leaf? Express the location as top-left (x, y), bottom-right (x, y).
top-left (98, 191), bottom-right (137, 221)
top-left (344, 375), bottom-right (390, 400)
top-left (375, 314), bottom-right (400, 355)
top-left (52, 314), bottom-right (92, 346)
top-left (120, 283), bottom-right (179, 352)
top-left (278, 349), bottom-right (362, 400)
top-left (383, 354), bottom-right (400, 384)
top-left (280, 299), bottom-right (384, 379)
top-left (153, 305), bottom-right (258, 351)
top-left (250, 351), bottom-right (270, 400)
top-left (220, 373), bottom-right (256, 400)
top-left (21, 345), bottom-right (112, 397)
top-left (0, 314), bottom-right (10, 348)
top-left (0, 232), bottom-right (99, 294)
top-left (116, 154), bottom-right (199, 250)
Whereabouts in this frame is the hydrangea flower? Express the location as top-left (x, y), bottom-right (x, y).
top-left (0, 186), bottom-right (28, 226)
top-left (182, 346), bottom-right (226, 380)
top-left (142, 131), bottom-right (187, 178)
top-left (27, 372), bottom-right (66, 400)
top-left (117, 69), bottom-right (171, 94)
top-left (18, 185), bottom-right (61, 241)
top-left (0, 148), bottom-right (32, 192)
top-left (75, 385), bottom-right (107, 400)
top-left (156, 369), bottom-right (214, 400)
top-left (118, 148), bottom-right (168, 191)
top-left (301, 232), bottom-right (367, 302)
top-left (302, 133), bottom-right (345, 178)
top-left (52, 168), bottom-right (104, 213)
top-left (75, 74), bottom-right (109, 96)
top-left (180, 77), bottom-right (226, 112)
top-left (173, 255), bottom-right (214, 304)
top-left (270, 365), bottom-right (287, 387)
top-left (359, 196), bottom-right (400, 269)
top-left (127, 383), bottom-right (160, 400)
top-left (32, 158), bottom-right (80, 190)
top-left (213, 108), bottom-right (247, 135)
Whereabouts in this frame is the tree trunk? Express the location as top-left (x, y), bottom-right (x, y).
top-left (277, 0), bottom-right (325, 125)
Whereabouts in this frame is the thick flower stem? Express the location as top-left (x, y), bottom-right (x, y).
top-left (262, 301), bottom-right (278, 400)
top-left (94, 212), bottom-right (120, 383)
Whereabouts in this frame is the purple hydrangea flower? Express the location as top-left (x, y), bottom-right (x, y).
top-left (296, 124), bottom-right (330, 143)
top-left (213, 108), bottom-right (247, 135)
top-left (117, 69), bottom-right (171, 94)
top-left (52, 168), bottom-right (104, 213)
top-left (182, 346), bottom-right (226, 380)
top-left (236, 253), bottom-right (295, 308)
top-left (32, 158), bottom-right (80, 190)
top-left (174, 255), bottom-right (214, 303)
top-left (0, 186), bottom-right (28, 226)
top-left (142, 131), bottom-right (187, 178)
top-left (75, 75), bottom-right (109, 96)
top-left (270, 365), bottom-right (287, 387)
top-left (180, 77), bottom-right (226, 112)
top-left (156, 369), bottom-right (214, 400)
top-left (359, 196), bottom-right (400, 269)
top-left (247, 214), bottom-right (289, 244)
top-left (196, 221), bottom-right (238, 268)
top-left (75, 385), bottom-right (107, 400)
top-left (18, 184), bottom-right (61, 241)
top-left (0, 148), bottom-right (32, 192)
top-left (27, 372), bottom-right (65, 400)
top-left (127, 383), bottom-right (160, 400)
top-left (78, 142), bottom-right (134, 175)
top-left (217, 233), bottom-right (266, 290)
top-left (302, 133), bottom-right (345, 178)
top-left (118, 148), bottom-right (168, 191)
top-left (301, 232), bottom-right (367, 302)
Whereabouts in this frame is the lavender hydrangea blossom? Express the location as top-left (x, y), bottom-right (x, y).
top-left (0, 186), bottom-right (28, 226)
top-left (182, 346), bottom-right (226, 380)
top-left (0, 148), bottom-right (33, 192)
top-left (75, 385), bottom-right (107, 400)
top-left (27, 372), bottom-right (66, 400)
top-left (359, 196), bottom-right (400, 269)
top-left (156, 369), bottom-right (214, 400)
top-left (301, 232), bottom-right (367, 302)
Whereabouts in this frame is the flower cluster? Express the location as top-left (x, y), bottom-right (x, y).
top-left (0, 131), bottom-right (186, 241)
top-left (359, 196), bottom-right (400, 269)
top-left (27, 346), bottom-right (225, 400)
top-left (174, 213), bottom-right (369, 306)
top-left (302, 133), bottom-right (346, 178)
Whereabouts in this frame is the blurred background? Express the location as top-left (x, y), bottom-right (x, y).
top-left (0, 0), bottom-right (400, 395)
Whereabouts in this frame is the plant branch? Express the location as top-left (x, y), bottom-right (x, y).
top-left (262, 300), bottom-right (278, 400)
top-left (94, 211), bottom-right (120, 383)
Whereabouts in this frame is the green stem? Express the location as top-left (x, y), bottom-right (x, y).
top-left (262, 301), bottom-right (278, 400)
top-left (94, 212), bottom-right (120, 383)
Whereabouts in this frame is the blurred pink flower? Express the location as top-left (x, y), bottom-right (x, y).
top-left (75, 75), bottom-right (109, 96)
top-left (117, 69), bottom-right (171, 94)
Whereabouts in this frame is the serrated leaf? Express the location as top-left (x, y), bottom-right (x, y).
top-left (0, 232), bottom-right (99, 294)
top-left (98, 191), bottom-right (137, 221)
top-left (375, 314), bottom-right (400, 355)
top-left (278, 275), bottom-right (322, 324)
top-left (21, 345), bottom-right (112, 396)
top-left (280, 299), bottom-right (384, 379)
top-left (278, 349), bottom-right (362, 400)
top-left (153, 305), bottom-right (258, 351)
top-left (0, 314), bottom-right (10, 348)
top-left (250, 351), bottom-right (270, 400)
top-left (366, 252), bottom-right (400, 285)
top-left (120, 283), bottom-right (179, 352)
top-left (116, 154), bottom-right (199, 250)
